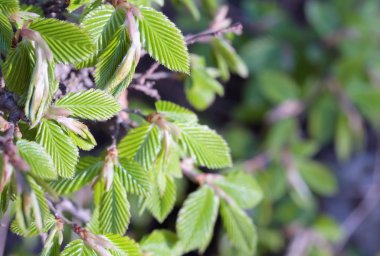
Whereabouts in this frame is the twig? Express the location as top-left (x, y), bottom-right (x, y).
top-left (185, 23), bottom-right (243, 45)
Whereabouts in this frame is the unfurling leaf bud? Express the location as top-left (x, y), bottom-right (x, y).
top-left (101, 146), bottom-right (118, 191)
top-left (24, 44), bottom-right (53, 127)
top-left (54, 116), bottom-right (96, 146)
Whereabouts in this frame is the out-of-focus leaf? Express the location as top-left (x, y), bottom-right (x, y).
top-left (297, 160), bottom-right (337, 196)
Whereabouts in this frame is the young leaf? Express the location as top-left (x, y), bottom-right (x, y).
top-left (60, 240), bottom-right (97, 256)
top-left (155, 100), bottom-right (198, 124)
top-left (0, 11), bottom-right (12, 55)
top-left (102, 234), bottom-right (142, 255)
top-left (185, 55), bottom-right (224, 111)
top-left (50, 157), bottom-right (103, 195)
top-left (214, 171), bottom-right (263, 209)
top-left (141, 230), bottom-right (179, 256)
top-left (211, 38), bottom-right (248, 78)
top-left (11, 213), bottom-right (55, 237)
top-left (66, 0), bottom-right (91, 12)
top-left (99, 175), bottom-right (130, 235)
top-left (66, 128), bottom-right (97, 151)
top-left (220, 201), bottom-right (257, 255)
top-left (297, 160), bottom-right (337, 196)
top-left (24, 44), bottom-right (56, 126)
top-left (176, 185), bottom-right (219, 253)
top-left (29, 18), bottom-right (94, 64)
top-left (41, 233), bottom-right (60, 256)
top-left (145, 174), bottom-right (176, 223)
top-left (0, 0), bottom-right (19, 16)
top-left (178, 124), bottom-right (232, 169)
top-left (55, 89), bottom-right (121, 121)
top-left (95, 26), bottom-right (133, 93)
top-left (37, 120), bottom-right (79, 178)
top-left (2, 41), bottom-right (35, 95)
top-left (139, 7), bottom-right (189, 73)
top-left (118, 124), bottom-right (162, 171)
top-left (17, 139), bottom-right (57, 180)
top-left (116, 158), bottom-right (150, 196)
top-left (27, 176), bottom-right (52, 233)
top-left (79, 4), bottom-right (125, 67)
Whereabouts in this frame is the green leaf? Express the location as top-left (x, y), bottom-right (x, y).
top-left (117, 158), bottom-right (150, 196)
top-left (2, 41), bottom-right (35, 95)
top-left (41, 233), bottom-right (60, 256)
top-left (65, 127), bottom-right (97, 151)
top-left (257, 70), bottom-right (299, 104)
top-left (141, 230), bottom-right (179, 256)
top-left (60, 240), bottom-right (97, 256)
top-left (50, 156), bottom-right (103, 195)
top-left (176, 185), bottom-right (219, 253)
top-left (0, 11), bottom-right (12, 55)
top-left (87, 206), bottom-right (100, 234)
top-left (145, 174), bottom-right (176, 223)
top-left (211, 38), bottom-right (248, 78)
top-left (185, 66), bottom-right (224, 111)
top-left (178, 124), bottom-right (232, 169)
top-left (17, 139), bottom-right (57, 180)
top-left (312, 215), bottom-right (342, 243)
top-left (55, 89), bottom-right (121, 121)
top-left (0, 0), bottom-right (19, 16)
top-left (11, 213), bottom-right (55, 237)
top-left (79, 4), bottom-right (125, 67)
top-left (297, 160), bottom-right (337, 196)
top-left (37, 120), bottom-right (79, 178)
top-left (214, 171), bottom-right (263, 209)
top-left (220, 201), bottom-right (257, 255)
top-left (102, 234), bottom-right (142, 256)
top-left (67, 0), bottom-right (91, 12)
top-left (155, 100), bottom-right (198, 124)
top-left (29, 18), bottom-right (94, 64)
top-left (139, 7), bottom-right (189, 73)
top-left (99, 175), bottom-right (130, 235)
top-left (28, 176), bottom-right (51, 233)
top-left (118, 124), bottom-right (162, 170)
top-left (95, 26), bottom-right (135, 94)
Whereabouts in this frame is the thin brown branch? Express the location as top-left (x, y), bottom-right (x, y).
top-left (185, 23), bottom-right (243, 45)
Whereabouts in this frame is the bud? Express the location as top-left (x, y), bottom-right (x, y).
top-left (24, 44), bottom-right (51, 127)
top-left (102, 146), bottom-right (118, 191)
top-left (54, 116), bottom-right (96, 147)
top-left (0, 116), bottom-right (10, 132)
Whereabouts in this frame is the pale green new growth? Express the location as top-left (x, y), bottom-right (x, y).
top-left (0, 11), bottom-right (12, 55)
top-left (176, 185), bottom-right (219, 252)
top-left (29, 18), bottom-right (94, 64)
top-left (17, 139), bottom-right (57, 179)
top-left (220, 201), bottom-right (257, 254)
top-left (0, 0), bottom-right (19, 16)
top-left (37, 120), bottom-right (79, 178)
top-left (178, 124), bottom-right (232, 169)
top-left (55, 89), bottom-right (121, 121)
top-left (60, 240), bottom-right (97, 256)
top-left (145, 174), bottom-right (176, 223)
top-left (214, 171), bottom-right (263, 209)
top-left (139, 7), bottom-right (190, 73)
top-left (99, 176), bottom-right (131, 235)
top-left (117, 158), bottom-right (150, 195)
top-left (118, 124), bottom-right (162, 170)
